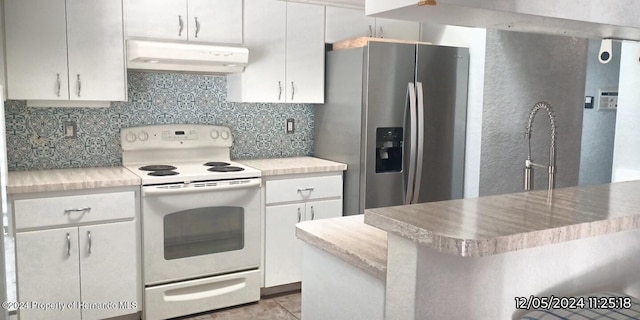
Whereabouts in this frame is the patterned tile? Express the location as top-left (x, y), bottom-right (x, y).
top-left (4, 71), bottom-right (315, 171)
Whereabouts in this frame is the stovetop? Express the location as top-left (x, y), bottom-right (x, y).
top-left (121, 124), bottom-right (261, 185)
top-left (125, 161), bottom-right (261, 185)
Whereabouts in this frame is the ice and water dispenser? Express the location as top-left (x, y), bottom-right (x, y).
top-left (376, 127), bottom-right (403, 173)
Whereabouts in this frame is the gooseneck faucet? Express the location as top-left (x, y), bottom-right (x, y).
top-left (524, 101), bottom-right (557, 191)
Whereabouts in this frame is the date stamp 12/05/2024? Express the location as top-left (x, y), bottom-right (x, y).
top-left (515, 295), bottom-right (633, 311)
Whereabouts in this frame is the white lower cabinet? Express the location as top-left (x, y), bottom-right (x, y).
top-left (12, 189), bottom-right (139, 320)
top-left (264, 173), bottom-right (343, 288)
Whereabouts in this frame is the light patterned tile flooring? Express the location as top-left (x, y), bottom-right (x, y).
top-left (177, 291), bottom-right (302, 320)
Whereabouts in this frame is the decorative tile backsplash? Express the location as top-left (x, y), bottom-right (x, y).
top-left (4, 71), bottom-right (314, 171)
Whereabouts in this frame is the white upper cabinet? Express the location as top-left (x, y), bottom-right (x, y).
top-left (325, 6), bottom-right (420, 43)
top-left (227, 0), bottom-right (325, 104)
top-left (66, 0), bottom-right (127, 101)
top-left (5, 0), bottom-right (70, 100)
top-left (325, 6), bottom-right (374, 43)
top-left (374, 17), bottom-right (420, 41)
top-left (5, 0), bottom-right (126, 101)
top-left (227, 0), bottom-right (286, 103)
top-left (188, 0), bottom-right (243, 43)
top-left (126, 0), bottom-right (243, 44)
top-left (286, 3), bottom-right (326, 104)
top-left (125, 0), bottom-right (187, 41)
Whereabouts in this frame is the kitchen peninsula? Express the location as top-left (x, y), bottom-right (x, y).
top-left (297, 181), bottom-right (640, 319)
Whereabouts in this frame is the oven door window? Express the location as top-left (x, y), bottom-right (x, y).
top-left (164, 206), bottom-right (244, 260)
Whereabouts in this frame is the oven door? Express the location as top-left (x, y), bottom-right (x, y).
top-left (142, 178), bottom-right (261, 285)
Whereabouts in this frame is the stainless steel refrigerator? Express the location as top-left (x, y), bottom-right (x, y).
top-left (314, 42), bottom-right (469, 215)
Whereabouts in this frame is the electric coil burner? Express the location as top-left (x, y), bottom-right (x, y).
top-left (121, 124), bottom-right (262, 320)
top-left (204, 161), bottom-right (230, 167)
top-left (139, 165), bottom-right (177, 171)
top-left (207, 166), bottom-right (245, 172)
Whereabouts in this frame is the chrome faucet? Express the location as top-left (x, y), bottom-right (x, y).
top-left (524, 101), bottom-right (557, 191)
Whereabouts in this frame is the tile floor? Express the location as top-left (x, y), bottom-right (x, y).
top-left (178, 292), bottom-right (302, 320)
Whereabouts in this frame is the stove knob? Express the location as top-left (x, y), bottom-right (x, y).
top-left (221, 130), bottom-right (230, 140)
top-left (125, 132), bottom-right (137, 143)
top-left (210, 129), bottom-right (220, 139)
top-left (138, 131), bottom-right (149, 142)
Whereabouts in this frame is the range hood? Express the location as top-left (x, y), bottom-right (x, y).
top-left (127, 40), bottom-right (249, 74)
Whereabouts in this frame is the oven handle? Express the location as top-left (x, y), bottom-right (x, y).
top-left (143, 179), bottom-right (261, 197)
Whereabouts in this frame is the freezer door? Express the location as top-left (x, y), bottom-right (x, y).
top-left (363, 42), bottom-right (416, 211)
top-left (414, 44), bottom-right (469, 202)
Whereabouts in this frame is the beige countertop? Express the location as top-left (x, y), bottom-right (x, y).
top-left (365, 181), bottom-right (640, 257)
top-left (238, 156), bottom-right (347, 176)
top-left (296, 215), bottom-right (388, 281)
top-left (7, 167), bottom-right (141, 194)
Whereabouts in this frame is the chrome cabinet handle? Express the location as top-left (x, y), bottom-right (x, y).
top-left (87, 231), bottom-right (92, 254)
top-left (368, 25), bottom-right (373, 37)
top-left (278, 81), bottom-right (282, 101)
top-left (76, 74), bottom-right (81, 97)
top-left (297, 187), bottom-right (315, 192)
top-left (297, 208), bottom-right (301, 223)
top-left (66, 232), bottom-right (71, 257)
top-left (178, 15), bottom-right (184, 36)
top-left (195, 17), bottom-right (200, 38)
top-left (379, 26), bottom-right (384, 38)
top-left (311, 206), bottom-right (315, 220)
top-left (56, 73), bottom-right (61, 97)
top-left (64, 207), bottom-right (91, 214)
top-left (291, 82), bottom-right (295, 101)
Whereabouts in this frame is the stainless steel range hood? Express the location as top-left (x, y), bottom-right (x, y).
top-left (127, 40), bottom-right (249, 74)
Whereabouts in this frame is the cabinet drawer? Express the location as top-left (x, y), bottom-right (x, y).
top-left (266, 175), bottom-right (342, 204)
top-left (14, 191), bottom-right (135, 230)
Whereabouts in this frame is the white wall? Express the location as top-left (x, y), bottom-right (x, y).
top-left (611, 41), bottom-right (640, 182)
top-left (579, 40), bottom-right (620, 186)
top-left (420, 23), bottom-right (486, 198)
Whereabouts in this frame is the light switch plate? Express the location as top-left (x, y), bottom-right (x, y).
top-left (286, 118), bottom-right (295, 134)
top-left (64, 121), bottom-right (77, 139)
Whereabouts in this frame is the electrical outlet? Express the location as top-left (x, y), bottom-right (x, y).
top-left (286, 118), bottom-right (295, 134)
top-left (64, 121), bottom-right (77, 139)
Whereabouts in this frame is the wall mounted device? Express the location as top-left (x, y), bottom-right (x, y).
top-left (598, 39), bottom-right (613, 64)
top-left (598, 88), bottom-right (618, 110)
top-left (584, 96), bottom-right (594, 109)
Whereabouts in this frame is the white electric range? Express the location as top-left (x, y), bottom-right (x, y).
top-left (121, 124), bottom-right (262, 320)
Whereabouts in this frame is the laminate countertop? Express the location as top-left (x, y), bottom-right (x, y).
top-left (296, 214), bottom-right (388, 281)
top-left (365, 181), bottom-right (640, 257)
top-left (7, 167), bottom-right (141, 194)
top-left (238, 156), bottom-right (347, 176)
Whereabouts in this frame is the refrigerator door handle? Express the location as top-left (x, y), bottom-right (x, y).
top-left (405, 82), bottom-right (418, 205)
top-left (413, 82), bottom-right (426, 204)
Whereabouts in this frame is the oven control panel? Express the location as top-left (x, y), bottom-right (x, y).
top-left (121, 124), bottom-right (233, 150)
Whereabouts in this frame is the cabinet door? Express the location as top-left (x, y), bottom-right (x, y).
top-left (4, 0), bottom-right (69, 100)
top-left (374, 18), bottom-right (420, 41)
top-left (79, 221), bottom-right (138, 319)
top-left (67, 0), bottom-right (127, 101)
top-left (16, 228), bottom-right (81, 320)
top-left (306, 199), bottom-right (342, 221)
top-left (125, 0), bottom-right (188, 40)
top-left (233, 0), bottom-right (286, 103)
top-left (264, 204), bottom-right (304, 287)
top-left (285, 2), bottom-right (325, 103)
top-left (325, 6), bottom-right (375, 43)
top-left (188, 0), bottom-right (243, 44)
